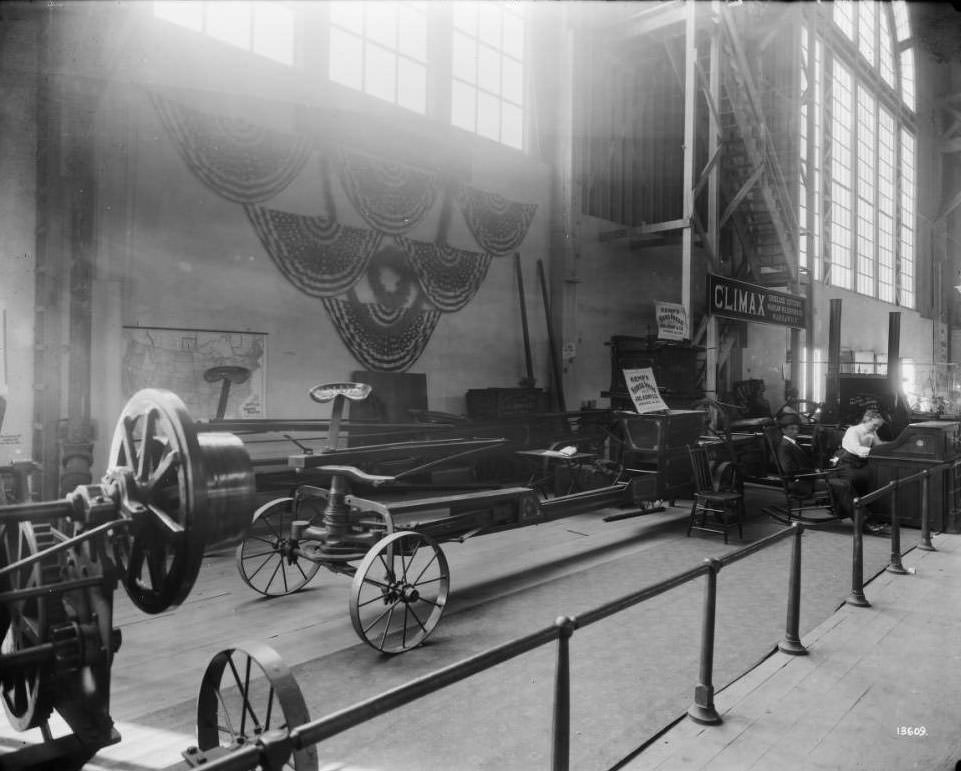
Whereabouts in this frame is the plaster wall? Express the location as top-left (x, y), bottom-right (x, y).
top-left (0, 23), bottom-right (38, 465)
top-left (80, 7), bottom-right (556, 474)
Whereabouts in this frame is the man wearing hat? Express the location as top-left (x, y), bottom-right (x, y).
top-left (776, 413), bottom-right (823, 498)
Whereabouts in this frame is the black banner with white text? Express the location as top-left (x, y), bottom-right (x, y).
top-left (707, 274), bottom-right (806, 329)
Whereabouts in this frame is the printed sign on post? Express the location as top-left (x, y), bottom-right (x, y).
top-left (655, 301), bottom-right (688, 341)
top-left (623, 367), bottom-right (669, 414)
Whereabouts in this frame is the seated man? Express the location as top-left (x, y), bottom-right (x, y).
top-left (776, 413), bottom-right (826, 498)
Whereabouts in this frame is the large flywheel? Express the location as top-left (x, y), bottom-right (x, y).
top-left (104, 389), bottom-right (255, 614)
top-left (0, 522), bottom-right (62, 730)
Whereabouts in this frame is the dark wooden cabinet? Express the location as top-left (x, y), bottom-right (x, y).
top-left (608, 410), bottom-right (705, 501)
top-left (870, 420), bottom-right (961, 532)
top-left (603, 336), bottom-right (703, 410)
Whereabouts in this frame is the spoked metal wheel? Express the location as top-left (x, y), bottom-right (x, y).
top-left (349, 531), bottom-right (449, 654)
top-left (196, 642), bottom-right (316, 770)
top-left (1, 522), bottom-right (61, 730)
top-left (236, 497), bottom-right (322, 596)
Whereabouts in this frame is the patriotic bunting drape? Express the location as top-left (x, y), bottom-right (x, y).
top-left (395, 236), bottom-right (492, 313)
top-left (456, 186), bottom-right (538, 257)
top-left (151, 92), bottom-right (310, 203)
top-left (323, 291), bottom-right (441, 373)
top-left (153, 94), bottom-right (540, 372)
top-left (337, 149), bottom-right (439, 234)
top-left (244, 205), bottom-right (382, 297)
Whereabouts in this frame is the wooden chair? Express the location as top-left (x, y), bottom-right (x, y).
top-left (686, 445), bottom-right (745, 544)
top-left (761, 426), bottom-right (847, 526)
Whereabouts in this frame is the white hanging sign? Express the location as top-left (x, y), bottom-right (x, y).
top-left (655, 301), bottom-right (688, 341)
top-left (623, 367), bottom-right (670, 414)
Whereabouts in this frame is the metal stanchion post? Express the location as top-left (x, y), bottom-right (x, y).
top-left (918, 468), bottom-right (936, 551)
top-left (551, 616), bottom-right (574, 771)
top-left (688, 559), bottom-right (722, 725)
top-left (779, 522), bottom-right (808, 655)
top-left (887, 480), bottom-right (908, 575)
top-left (846, 501), bottom-right (871, 607)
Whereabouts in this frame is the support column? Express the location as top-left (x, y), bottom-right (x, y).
top-left (705, 4), bottom-right (721, 401)
top-left (681, 0), bottom-right (697, 323)
top-left (887, 312), bottom-right (901, 405)
top-left (803, 7), bottom-right (818, 400)
top-left (824, 298), bottom-right (842, 422)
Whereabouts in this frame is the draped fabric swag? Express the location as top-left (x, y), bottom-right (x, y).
top-left (153, 92), bottom-right (538, 371)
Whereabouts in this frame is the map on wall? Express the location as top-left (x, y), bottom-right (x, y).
top-left (122, 327), bottom-right (266, 419)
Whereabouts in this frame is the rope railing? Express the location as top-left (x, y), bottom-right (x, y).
top-left (194, 524), bottom-right (810, 771)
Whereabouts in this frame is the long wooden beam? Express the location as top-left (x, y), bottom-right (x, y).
top-left (719, 163), bottom-right (765, 229)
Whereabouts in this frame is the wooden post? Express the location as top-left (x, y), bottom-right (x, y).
top-left (681, 0), bottom-right (696, 324)
top-left (824, 299), bottom-right (842, 422)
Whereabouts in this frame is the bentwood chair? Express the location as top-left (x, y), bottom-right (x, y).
top-left (761, 426), bottom-right (847, 526)
top-left (686, 445), bottom-right (745, 544)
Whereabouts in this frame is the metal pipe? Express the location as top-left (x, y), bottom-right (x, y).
top-left (846, 502), bottom-right (871, 607)
top-left (576, 562), bottom-right (710, 628)
top-left (778, 523), bottom-right (808, 655)
top-left (515, 252), bottom-right (535, 388)
top-left (551, 616), bottom-right (574, 771)
top-left (0, 498), bottom-right (75, 524)
top-left (688, 558), bottom-right (722, 724)
top-left (293, 624), bottom-right (561, 747)
top-left (918, 468), bottom-right (936, 551)
top-left (0, 519), bottom-right (129, 580)
top-left (716, 525), bottom-right (794, 568)
top-left (537, 258), bottom-right (567, 412)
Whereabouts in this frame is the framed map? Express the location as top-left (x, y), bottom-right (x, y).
top-left (122, 326), bottom-right (266, 419)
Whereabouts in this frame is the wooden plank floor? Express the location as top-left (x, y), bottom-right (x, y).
top-left (632, 534), bottom-right (961, 771)
top-left (0, 489), bottom-right (916, 770)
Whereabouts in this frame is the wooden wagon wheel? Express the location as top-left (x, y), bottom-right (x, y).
top-left (349, 530), bottom-right (450, 654)
top-left (196, 642), bottom-right (316, 771)
top-left (106, 388), bottom-right (254, 614)
top-left (0, 522), bottom-right (62, 730)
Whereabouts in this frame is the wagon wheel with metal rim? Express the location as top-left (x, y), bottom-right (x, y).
top-left (349, 530), bottom-right (450, 654)
top-left (196, 642), bottom-right (317, 771)
top-left (236, 494), bottom-right (395, 596)
top-left (0, 521), bottom-right (63, 730)
top-left (236, 496), bottom-right (324, 596)
top-left (106, 388), bottom-right (254, 614)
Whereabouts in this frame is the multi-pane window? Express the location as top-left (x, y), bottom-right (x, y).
top-left (806, 0), bottom-right (915, 308)
top-left (857, 1), bottom-right (875, 68)
top-left (152, 1), bottom-right (295, 66)
top-left (899, 49), bottom-right (915, 112)
top-left (878, 7), bottom-right (894, 87)
top-left (900, 132), bottom-right (916, 309)
top-left (799, 29), bottom-right (823, 281)
top-left (877, 107), bottom-right (896, 303)
top-left (451, 2), bottom-right (525, 149)
top-left (856, 85), bottom-right (876, 296)
top-left (328, 1), bottom-right (428, 114)
top-left (834, 0), bottom-right (854, 40)
top-left (830, 62), bottom-right (854, 290)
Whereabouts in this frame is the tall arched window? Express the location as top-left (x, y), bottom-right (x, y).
top-left (799, 0), bottom-right (916, 308)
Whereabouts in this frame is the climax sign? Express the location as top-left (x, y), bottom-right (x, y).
top-left (707, 274), bottom-right (806, 329)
